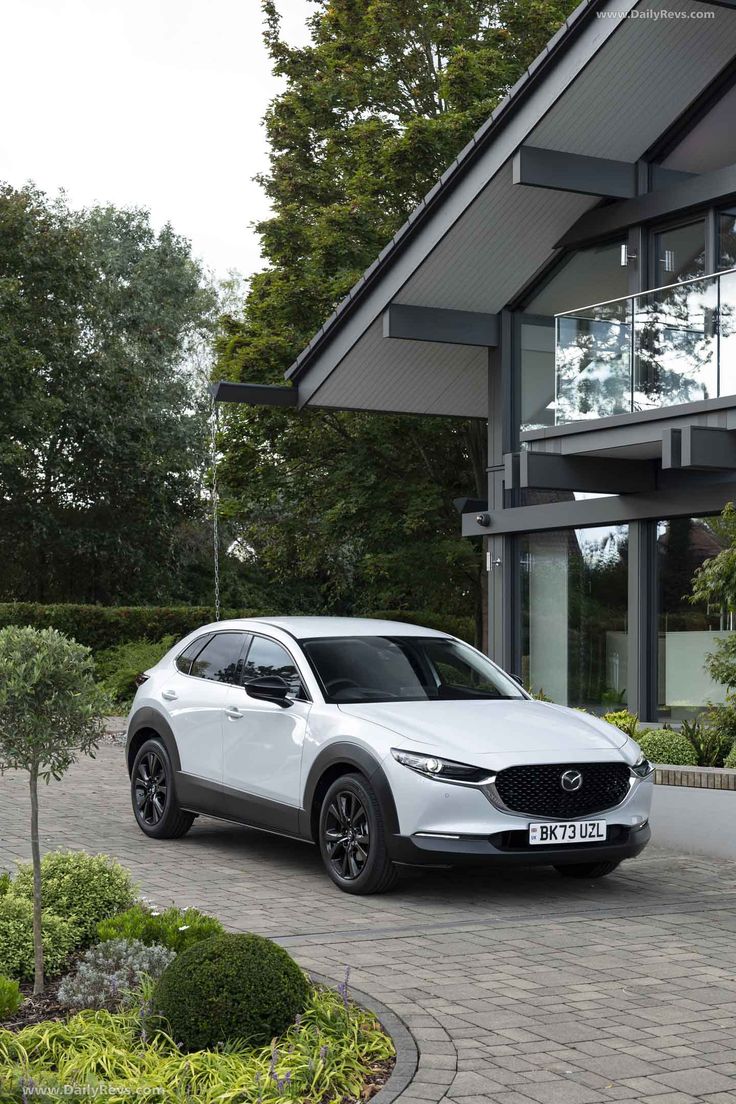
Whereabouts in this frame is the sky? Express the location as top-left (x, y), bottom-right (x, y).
top-left (0, 0), bottom-right (313, 281)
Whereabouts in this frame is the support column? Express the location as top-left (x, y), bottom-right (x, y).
top-left (627, 520), bottom-right (658, 721)
top-left (487, 310), bottom-right (517, 671)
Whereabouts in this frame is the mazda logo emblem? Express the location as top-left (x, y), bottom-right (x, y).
top-left (561, 769), bottom-right (583, 792)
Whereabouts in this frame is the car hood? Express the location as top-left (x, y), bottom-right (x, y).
top-left (337, 699), bottom-right (628, 758)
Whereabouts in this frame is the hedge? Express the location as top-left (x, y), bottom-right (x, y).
top-left (0, 604), bottom-right (476, 652)
top-left (0, 605), bottom-right (261, 652)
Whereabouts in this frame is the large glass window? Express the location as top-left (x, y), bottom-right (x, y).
top-left (653, 221), bottom-right (706, 285)
top-left (657, 517), bottom-right (733, 721)
top-left (520, 525), bottom-right (628, 712)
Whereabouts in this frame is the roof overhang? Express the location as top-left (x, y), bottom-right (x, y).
top-left (216, 0), bottom-right (736, 421)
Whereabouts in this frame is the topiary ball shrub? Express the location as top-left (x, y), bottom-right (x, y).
top-left (153, 932), bottom-right (310, 1051)
top-left (97, 903), bottom-right (224, 954)
top-left (9, 851), bottom-right (136, 946)
top-left (637, 729), bottom-right (698, 766)
top-left (0, 897), bottom-right (75, 981)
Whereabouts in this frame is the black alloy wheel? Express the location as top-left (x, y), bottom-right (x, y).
top-left (134, 748), bottom-right (167, 827)
top-left (318, 773), bottom-right (398, 894)
top-left (324, 789), bottom-right (371, 881)
top-left (130, 737), bottom-right (194, 839)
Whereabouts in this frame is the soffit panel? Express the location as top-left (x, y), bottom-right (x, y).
top-left (310, 318), bottom-right (488, 418)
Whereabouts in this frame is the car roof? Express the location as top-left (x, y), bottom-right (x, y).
top-left (208, 616), bottom-right (452, 641)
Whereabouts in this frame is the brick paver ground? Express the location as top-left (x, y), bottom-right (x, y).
top-left (3, 746), bottom-right (736, 1103)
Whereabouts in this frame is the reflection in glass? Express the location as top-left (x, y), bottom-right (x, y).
top-left (556, 269), bottom-right (736, 423)
top-left (719, 209), bottom-right (736, 270)
top-left (658, 518), bottom-right (733, 721)
top-left (633, 277), bottom-right (717, 410)
top-left (556, 296), bottom-right (632, 422)
top-left (520, 526), bottom-right (628, 712)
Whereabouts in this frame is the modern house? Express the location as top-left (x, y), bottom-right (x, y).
top-left (214, 0), bottom-right (736, 723)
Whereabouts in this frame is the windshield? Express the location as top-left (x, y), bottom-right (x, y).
top-left (301, 636), bottom-right (527, 704)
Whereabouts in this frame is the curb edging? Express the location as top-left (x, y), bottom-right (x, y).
top-left (655, 763), bottom-right (736, 790)
top-left (308, 970), bottom-right (418, 1104)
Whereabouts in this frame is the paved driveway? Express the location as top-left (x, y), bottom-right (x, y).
top-left (2, 746), bottom-right (736, 1104)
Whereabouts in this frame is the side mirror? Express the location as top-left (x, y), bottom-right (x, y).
top-left (244, 675), bottom-right (293, 708)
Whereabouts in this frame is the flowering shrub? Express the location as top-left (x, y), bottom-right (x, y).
top-left (97, 904), bottom-right (223, 954)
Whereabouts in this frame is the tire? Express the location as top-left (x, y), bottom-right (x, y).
top-left (131, 738), bottom-right (195, 840)
top-left (318, 773), bottom-right (398, 895)
top-left (554, 860), bottom-right (621, 879)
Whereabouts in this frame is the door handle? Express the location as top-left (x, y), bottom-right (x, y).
top-left (225, 707), bottom-right (244, 719)
top-left (161, 689), bottom-right (178, 701)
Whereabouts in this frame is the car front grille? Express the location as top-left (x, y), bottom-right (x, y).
top-left (491, 762), bottom-right (631, 818)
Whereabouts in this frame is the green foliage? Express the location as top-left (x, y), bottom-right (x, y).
top-left (369, 610), bottom-right (474, 643)
top-left (602, 710), bottom-right (641, 738)
top-left (97, 905), bottom-right (224, 955)
top-left (0, 874), bottom-right (10, 897)
top-left (0, 985), bottom-right (394, 1103)
top-left (690, 502), bottom-right (736, 614)
top-left (704, 634), bottom-right (736, 690)
top-left (10, 852), bottom-right (136, 946)
top-left (58, 940), bottom-right (175, 1011)
top-left (678, 715), bottom-right (732, 768)
top-left (95, 637), bottom-right (177, 707)
top-left (0, 184), bottom-right (219, 607)
top-left (637, 729), bottom-right (699, 766)
top-left (0, 604), bottom-right (259, 652)
top-left (0, 897), bottom-right (75, 981)
top-left (725, 742), bottom-right (736, 769)
top-left (153, 932), bottom-right (310, 1051)
top-left (0, 976), bottom-right (21, 1019)
top-left (0, 627), bottom-right (108, 781)
top-left (215, 0), bottom-right (574, 626)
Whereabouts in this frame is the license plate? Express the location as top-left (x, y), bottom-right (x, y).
top-left (529, 820), bottom-right (606, 845)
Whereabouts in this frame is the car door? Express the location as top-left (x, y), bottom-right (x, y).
top-left (163, 631), bottom-right (249, 784)
top-left (223, 633), bottom-right (311, 829)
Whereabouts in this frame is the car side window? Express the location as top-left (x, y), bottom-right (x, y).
top-left (190, 632), bottom-right (247, 684)
top-left (242, 636), bottom-right (306, 699)
top-left (175, 634), bottom-right (213, 675)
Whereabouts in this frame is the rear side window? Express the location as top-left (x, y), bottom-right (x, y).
top-left (242, 636), bottom-right (306, 699)
top-left (175, 634), bottom-right (213, 675)
top-left (190, 633), bottom-right (247, 684)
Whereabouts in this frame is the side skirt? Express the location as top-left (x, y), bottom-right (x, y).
top-left (175, 772), bottom-right (309, 841)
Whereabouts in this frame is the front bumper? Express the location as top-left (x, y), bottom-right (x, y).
top-left (388, 820), bottom-right (651, 867)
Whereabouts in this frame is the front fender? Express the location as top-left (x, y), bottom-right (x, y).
top-left (300, 740), bottom-right (400, 844)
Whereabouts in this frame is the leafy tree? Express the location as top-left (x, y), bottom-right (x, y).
top-left (690, 503), bottom-right (736, 614)
top-left (0, 626), bottom-right (108, 993)
top-left (0, 184), bottom-right (217, 605)
top-left (215, 0), bottom-right (574, 635)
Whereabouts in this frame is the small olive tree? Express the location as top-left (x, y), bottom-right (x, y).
top-left (0, 626), bottom-right (108, 993)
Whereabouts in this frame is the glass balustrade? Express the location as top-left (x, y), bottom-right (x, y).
top-left (555, 268), bottom-right (736, 424)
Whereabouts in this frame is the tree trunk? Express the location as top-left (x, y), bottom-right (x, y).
top-left (29, 767), bottom-right (44, 995)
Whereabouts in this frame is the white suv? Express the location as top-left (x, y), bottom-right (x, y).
top-left (125, 617), bottom-right (653, 894)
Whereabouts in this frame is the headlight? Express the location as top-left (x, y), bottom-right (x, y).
top-left (631, 753), bottom-right (654, 778)
top-left (391, 748), bottom-right (492, 784)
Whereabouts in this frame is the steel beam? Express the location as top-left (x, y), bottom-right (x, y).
top-left (383, 303), bottom-right (499, 347)
top-left (210, 381), bottom-right (299, 407)
top-left (558, 161), bottom-right (736, 249)
top-left (662, 425), bottom-right (736, 469)
top-left (463, 469), bottom-right (736, 536)
top-left (504, 450), bottom-right (656, 494)
top-left (513, 146), bottom-right (637, 198)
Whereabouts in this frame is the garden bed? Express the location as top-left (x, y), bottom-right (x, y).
top-left (0, 851), bottom-right (396, 1103)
